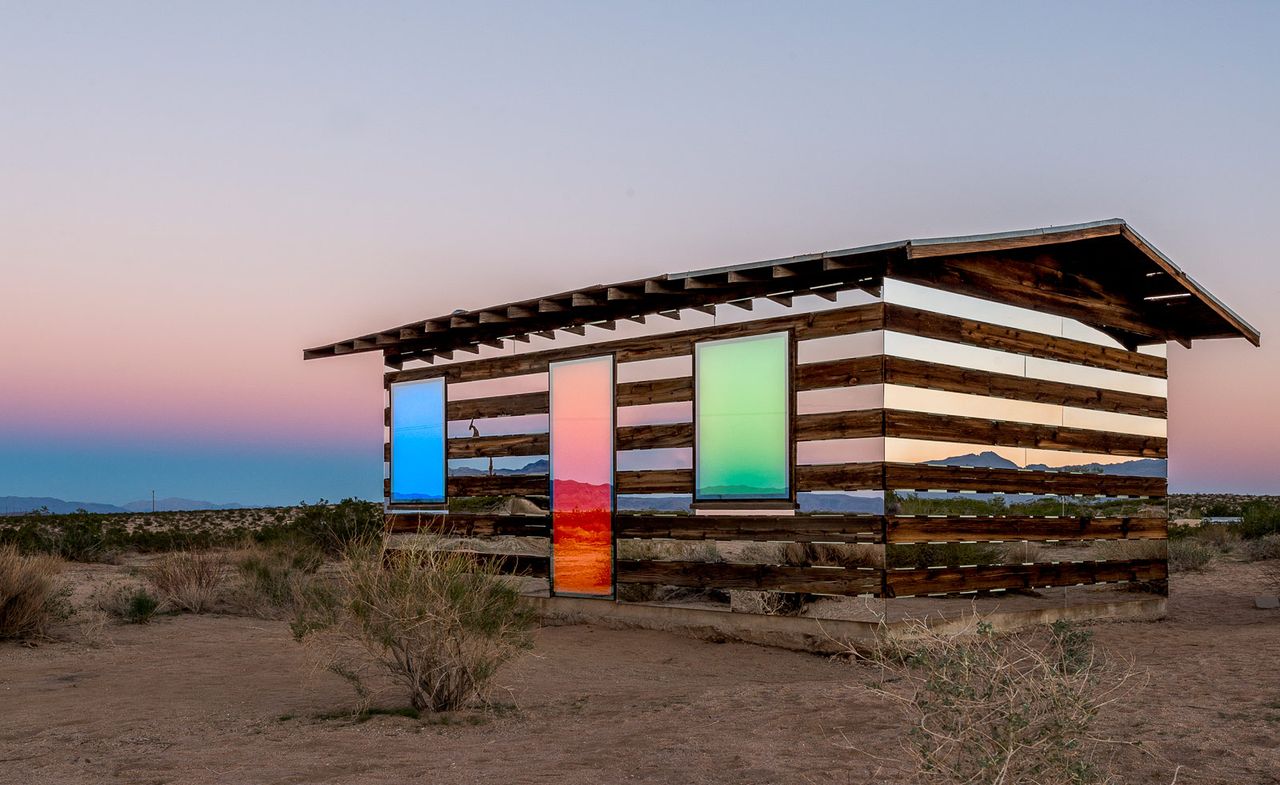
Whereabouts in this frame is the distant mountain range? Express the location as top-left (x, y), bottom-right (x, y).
top-left (0, 496), bottom-right (246, 515)
top-left (926, 451), bottom-right (1166, 477)
top-left (449, 459), bottom-right (550, 477)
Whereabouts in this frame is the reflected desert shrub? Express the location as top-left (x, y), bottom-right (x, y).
top-left (616, 539), bottom-right (721, 563)
top-left (291, 542), bottom-right (535, 713)
top-left (885, 542), bottom-right (1005, 569)
top-left (728, 589), bottom-right (805, 616)
top-left (0, 545), bottom-right (71, 640)
top-left (144, 550), bottom-right (229, 613)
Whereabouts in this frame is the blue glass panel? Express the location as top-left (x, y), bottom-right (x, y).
top-left (390, 378), bottom-right (446, 504)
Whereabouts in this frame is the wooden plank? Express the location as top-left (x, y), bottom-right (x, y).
top-left (884, 357), bottom-right (1167, 418)
top-left (448, 432), bottom-right (549, 459)
top-left (385, 513), bottom-right (550, 537)
top-left (794, 462), bottom-right (884, 491)
top-left (884, 462), bottom-right (1165, 496)
top-left (616, 377), bottom-right (692, 406)
top-left (616, 468), bottom-right (692, 494)
top-left (884, 515), bottom-right (1167, 544)
top-left (884, 409), bottom-right (1168, 458)
top-left (447, 391), bottom-right (548, 420)
top-left (794, 410), bottom-right (884, 441)
top-left (884, 558), bottom-right (1167, 597)
top-left (907, 223), bottom-right (1123, 259)
top-left (616, 422), bottom-right (694, 450)
top-left (448, 474), bottom-right (548, 497)
top-left (884, 303), bottom-right (1167, 377)
top-left (616, 559), bottom-right (881, 596)
top-left (793, 356), bottom-right (884, 390)
top-left (615, 514), bottom-right (882, 543)
top-left (387, 302), bottom-right (884, 384)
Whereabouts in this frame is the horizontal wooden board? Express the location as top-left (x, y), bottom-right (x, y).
top-left (884, 303), bottom-right (1167, 378)
top-left (447, 432), bottom-right (549, 459)
top-left (884, 357), bottom-right (1167, 418)
top-left (447, 391), bottom-right (548, 420)
top-left (615, 514), bottom-right (882, 543)
top-left (884, 462), bottom-right (1165, 497)
top-left (793, 356), bottom-right (884, 390)
top-left (616, 377), bottom-right (692, 406)
top-left (884, 409), bottom-right (1167, 458)
top-left (385, 513), bottom-right (551, 537)
top-left (616, 422), bottom-right (693, 450)
top-left (387, 302), bottom-right (883, 384)
top-left (616, 559), bottom-right (881, 596)
top-left (884, 558), bottom-right (1168, 597)
top-left (884, 515), bottom-right (1167, 543)
top-left (794, 410), bottom-right (884, 441)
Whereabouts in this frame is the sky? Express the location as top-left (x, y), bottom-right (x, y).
top-left (1, 1), bottom-right (1277, 505)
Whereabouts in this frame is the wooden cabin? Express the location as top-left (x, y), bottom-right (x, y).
top-left (305, 219), bottom-right (1258, 634)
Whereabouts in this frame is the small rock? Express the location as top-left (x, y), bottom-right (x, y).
top-left (1255, 596), bottom-right (1280, 610)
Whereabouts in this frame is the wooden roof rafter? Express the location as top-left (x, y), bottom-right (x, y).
top-left (305, 220), bottom-right (1258, 365)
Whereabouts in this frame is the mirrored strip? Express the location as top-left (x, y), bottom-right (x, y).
top-left (799, 490), bottom-right (886, 514)
top-left (616, 355), bottom-right (693, 383)
top-left (883, 278), bottom-right (1127, 350)
top-left (884, 385), bottom-right (1167, 437)
top-left (796, 438), bottom-right (884, 466)
top-left (796, 330), bottom-right (884, 364)
top-left (449, 456), bottom-right (548, 476)
top-left (617, 402), bottom-right (692, 427)
top-left (550, 356), bottom-right (615, 598)
top-left (447, 414), bottom-right (548, 438)
top-left (886, 491), bottom-right (1161, 517)
top-left (618, 447), bottom-right (693, 472)
top-left (448, 372), bottom-right (548, 401)
top-left (389, 378), bottom-right (447, 505)
top-left (885, 332), bottom-right (1168, 397)
top-left (618, 494), bottom-right (692, 513)
top-left (797, 384), bottom-right (885, 415)
top-left (886, 438), bottom-right (1167, 477)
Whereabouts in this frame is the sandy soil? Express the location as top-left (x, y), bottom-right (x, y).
top-left (1, 561), bottom-right (1277, 785)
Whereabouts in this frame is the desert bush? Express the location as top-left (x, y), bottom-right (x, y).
top-left (232, 539), bottom-right (323, 615)
top-left (286, 499), bottom-right (383, 556)
top-left (95, 582), bottom-right (160, 624)
top-left (1239, 534), bottom-right (1280, 562)
top-left (0, 545), bottom-right (71, 640)
top-left (857, 619), bottom-right (1139, 785)
top-left (728, 589), bottom-right (805, 615)
top-left (1167, 538), bottom-right (1214, 572)
top-left (616, 539), bottom-right (721, 562)
top-left (144, 551), bottom-right (228, 613)
top-left (292, 541), bottom-right (535, 713)
top-left (1241, 501), bottom-right (1280, 540)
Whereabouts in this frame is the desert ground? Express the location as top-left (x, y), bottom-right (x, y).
top-left (1, 558), bottom-right (1278, 785)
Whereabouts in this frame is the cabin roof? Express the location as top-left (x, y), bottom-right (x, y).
top-left (304, 219), bottom-right (1259, 366)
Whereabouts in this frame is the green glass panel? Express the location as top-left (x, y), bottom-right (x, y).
top-left (695, 332), bottom-right (790, 500)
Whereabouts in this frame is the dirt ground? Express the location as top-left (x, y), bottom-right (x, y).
top-left (2, 561), bottom-right (1277, 785)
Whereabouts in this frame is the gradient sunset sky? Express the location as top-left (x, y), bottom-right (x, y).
top-left (2, 2), bottom-right (1277, 505)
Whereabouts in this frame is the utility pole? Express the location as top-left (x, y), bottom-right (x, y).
top-left (151, 490), bottom-right (156, 513)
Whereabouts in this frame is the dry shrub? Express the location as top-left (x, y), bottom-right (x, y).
top-left (292, 541), bottom-right (535, 713)
top-left (728, 589), bottom-right (805, 615)
top-left (0, 545), bottom-right (71, 640)
top-left (230, 539), bottom-right (322, 617)
top-left (856, 618), bottom-right (1144, 785)
top-left (144, 550), bottom-right (228, 613)
top-left (1166, 539), bottom-right (1213, 572)
top-left (94, 581), bottom-right (160, 624)
top-left (1239, 534), bottom-right (1280, 563)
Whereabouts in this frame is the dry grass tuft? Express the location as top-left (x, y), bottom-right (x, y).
top-left (0, 544), bottom-right (71, 640)
top-left (853, 618), bottom-right (1147, 785)
top-left (144, 550), bottom-right (228, 613)
top-left (292, 540), bottom-right (535, 714)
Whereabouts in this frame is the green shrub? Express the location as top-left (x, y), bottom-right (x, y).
top-left (285, 499), bottom-right (383, 556)
top-left (292, 542), bottom-right (535, 713)
top-left (234, 539), bottom-right (322, 613)
top-left (1241, 502), bottom-right (1280, 540)
top-left (96, 583), bottom-right (160, 624)
top-left (0, 545), bottom-right (71, 639)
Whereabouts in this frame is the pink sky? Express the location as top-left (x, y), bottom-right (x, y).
top-left (1, 4), bottom-right (1276, 503)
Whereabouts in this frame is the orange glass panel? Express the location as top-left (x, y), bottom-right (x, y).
top-left (550, 356), bottom-right (614, 597)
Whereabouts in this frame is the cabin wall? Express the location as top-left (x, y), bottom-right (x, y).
top-left (379, 279), bottom-right (1169, 609)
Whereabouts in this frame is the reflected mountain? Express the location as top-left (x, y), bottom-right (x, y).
top-left (926, 451), bottom-right (1166, 478)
